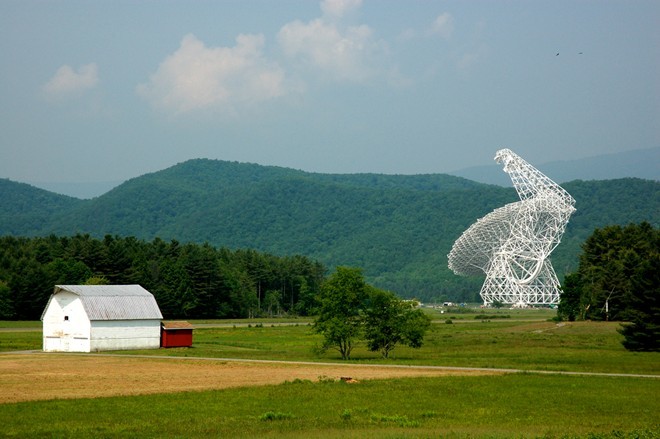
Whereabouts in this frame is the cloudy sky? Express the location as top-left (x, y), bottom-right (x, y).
top-left (1, 0), bottom-right (658, 189)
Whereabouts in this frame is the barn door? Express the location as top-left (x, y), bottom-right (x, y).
top-left (43, 336), bottom-right (61, 352)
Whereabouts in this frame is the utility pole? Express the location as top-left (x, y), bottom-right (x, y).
top-left (604, 288), bottom-right (615, 321)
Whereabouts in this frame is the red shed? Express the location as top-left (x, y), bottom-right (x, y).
top-left (161, 321), bottom-right (194, 348)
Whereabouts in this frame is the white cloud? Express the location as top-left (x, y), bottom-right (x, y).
top-left (279, 19), bottom-right (375, 82)
top-left (320, 0), bottom-right (362, 20)
top-left (396, 28), bottom-right (418, 42)
top-left (43, 63), bottom-right (99, 98)
top-left (137, 33), bottom-right (285, 114)
top-left (429, 13), bottom-right (454, 39)
top-left (457, 44), bottom-right (487, 71)
top-left (400, 12), bottom-right (455, 41)
top-left (278, 1), bottom-right (382, 83)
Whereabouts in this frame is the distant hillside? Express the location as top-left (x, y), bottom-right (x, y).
top-left (0, 178), bottom-right (79, 235)
top-left (450, 147), bottom-right (660, 186)
top-left (1, 160), bottom-right (658, 302)
top-left (24, 147), bottom-right (659, 199)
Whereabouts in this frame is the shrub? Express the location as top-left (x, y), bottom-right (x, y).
top-left (474, 314), bottom-right (511, 320)
top-left (284, 378), bottom-right (311, 385)
top-left (259, 411), bottom-right (293, 421)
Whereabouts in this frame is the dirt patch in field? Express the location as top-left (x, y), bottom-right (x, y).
top-left (0, 353), bottom-right (501, 403)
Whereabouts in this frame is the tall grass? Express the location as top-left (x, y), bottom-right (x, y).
top-left (0, 374), bottom-right (657, 438)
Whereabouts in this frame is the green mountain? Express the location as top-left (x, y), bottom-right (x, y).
top-left (1, 159), bottom-right (658, 302)
top-left (0, 178), bottom-right (79, 235)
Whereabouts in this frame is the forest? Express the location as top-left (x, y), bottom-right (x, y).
top-left (558, 222), bottom-right (659, 350)
top-left (1, 159), bottom-right (658, 304)
top-left (0, 234), bottom-right (325, 320)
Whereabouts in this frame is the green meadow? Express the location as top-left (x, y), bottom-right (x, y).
top-left (77, 309), bottom-right (660, 375)
top-left (1, 374), bottom-right (657, 438)
top-left (1, 310), bottom-right (658, 438)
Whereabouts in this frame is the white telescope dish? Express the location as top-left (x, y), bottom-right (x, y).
top-left (448, 149), bottom-right (576, 307)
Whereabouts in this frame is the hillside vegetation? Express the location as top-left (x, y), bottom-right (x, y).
top-left (1, 159), bottom-right (658, 302)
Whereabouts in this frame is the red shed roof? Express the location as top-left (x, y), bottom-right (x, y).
top-left (162, 321), bottom-right (193, 330)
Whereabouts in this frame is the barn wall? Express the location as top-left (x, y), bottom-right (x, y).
top-left (42, 292), bottom-right (91, 352)
top-left (90, 320), bottom-right (161, 351)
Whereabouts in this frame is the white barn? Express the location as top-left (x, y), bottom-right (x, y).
top-left (41, 285), bottom-right (163, 353)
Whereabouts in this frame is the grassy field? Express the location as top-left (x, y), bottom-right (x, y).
top-left (1, 310), bottom-right (658, 438)
top-left (119, 320), bottom-right (658, 375)
top-left (1, 309), bottom-right (658, 374)
top-left (1, 374), bottom-right (657, 438)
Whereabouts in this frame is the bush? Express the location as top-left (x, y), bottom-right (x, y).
top-left (259, 411), bottom-right (294, 421)
top-left (619, 320), bottom-right (659, 352)
top-left (474, 314), bottom-right (511, 320)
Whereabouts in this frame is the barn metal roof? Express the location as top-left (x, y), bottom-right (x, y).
top-left (50, 285), bottom-right (163, 321)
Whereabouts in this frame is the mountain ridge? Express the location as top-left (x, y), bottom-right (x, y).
top-left (21, 147), bottom-right (659, 199)
top-left (450, 147), bottom-right (660, 186)
top-left (1, 159), bottom-right (658, 302)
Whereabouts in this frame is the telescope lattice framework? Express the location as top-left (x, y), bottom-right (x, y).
top-left (448, 149), bottom-right (576, 307)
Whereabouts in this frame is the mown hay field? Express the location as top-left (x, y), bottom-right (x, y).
top-left (0, 353), bottom-right (499, 403)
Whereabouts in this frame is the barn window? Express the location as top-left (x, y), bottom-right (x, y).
top-left (64, 316), bottom-right (69, 321)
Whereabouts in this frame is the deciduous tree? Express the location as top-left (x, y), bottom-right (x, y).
top-left (313, 267), bottom-right (368, 360)
top-left (364, 289), bottom-right (431, 358)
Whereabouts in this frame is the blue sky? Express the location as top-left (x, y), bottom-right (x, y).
top-left (1, 0), bottom-right (658, 187)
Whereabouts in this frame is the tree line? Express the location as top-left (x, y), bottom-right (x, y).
top-left (0, 234), bottom-right (325, 320)
top-left (558, 222), bottom-right (659, 351)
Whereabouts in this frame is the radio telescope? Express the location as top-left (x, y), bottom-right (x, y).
top-left (448, 149), bottom-right (576, 307)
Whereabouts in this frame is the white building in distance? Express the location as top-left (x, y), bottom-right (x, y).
top-left (41, 285), bottom-right (163, 352)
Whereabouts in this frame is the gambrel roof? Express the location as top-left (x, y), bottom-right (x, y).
top-left (41, 285), bottom-right (163, 321)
